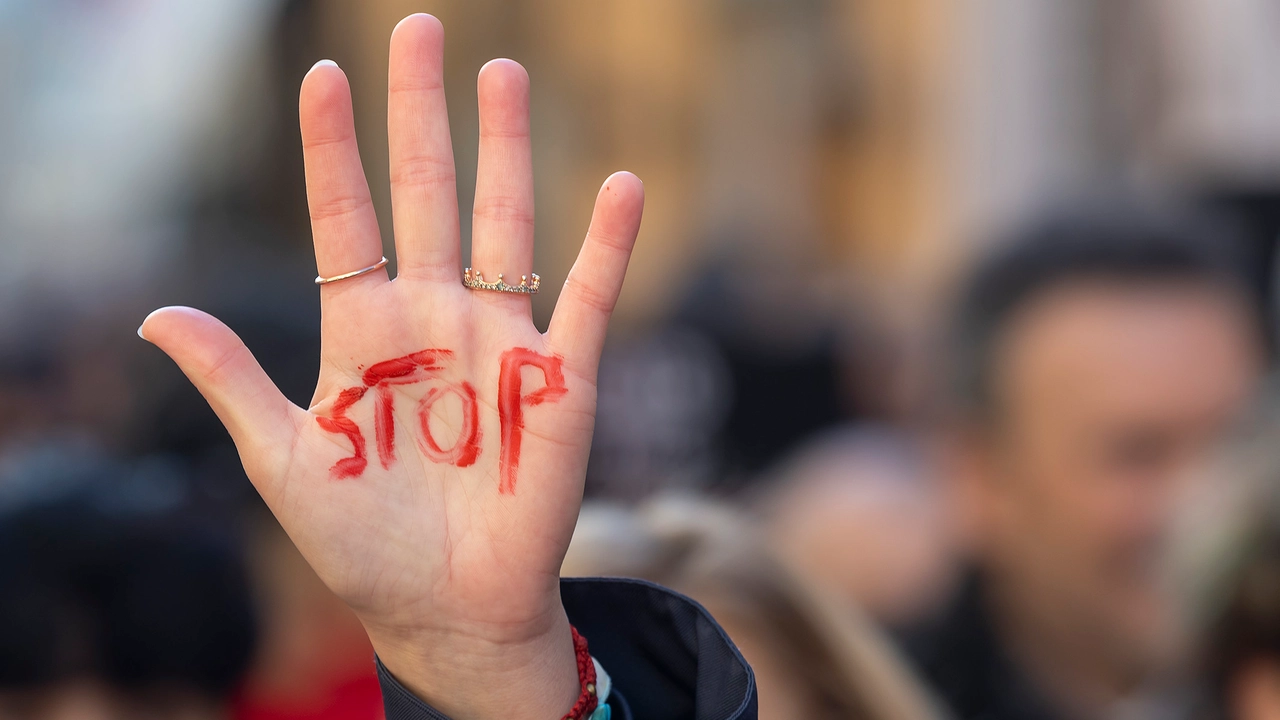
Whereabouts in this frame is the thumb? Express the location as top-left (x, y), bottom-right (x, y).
top-left (139, 306), bottom-right (302, 490)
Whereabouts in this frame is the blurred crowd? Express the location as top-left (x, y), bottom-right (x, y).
top-left (6, 1), bottom-right (1280, 720)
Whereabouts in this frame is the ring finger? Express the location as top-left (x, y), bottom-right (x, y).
top-left (469, 59), bottom-right (535, 313)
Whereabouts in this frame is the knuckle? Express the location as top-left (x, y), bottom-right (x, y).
top-left (201, 344), bottom-right (244, 385)
top-left (390, 154), bottom-right (457, 190)
top-left (309, 193), bottom-right (373, 222)
top-left (565, 274), bottom-right (615, 315)
top-left (388, 77), bottom-right (445, 96)
top-left (474, 196), bottom-right (534, 227)
top-left (590, 228), bottom-right (633, 255)
top-left (301, 132), bottom-right (353, 153)
top-left (480, 125), bottom-right (530, 141)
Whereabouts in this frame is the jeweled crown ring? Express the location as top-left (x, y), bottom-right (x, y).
top-left (463, 268), bottom-right (540, 294)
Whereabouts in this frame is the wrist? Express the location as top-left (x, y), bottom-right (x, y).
top-left (366, 607), bottom-right (579, 720)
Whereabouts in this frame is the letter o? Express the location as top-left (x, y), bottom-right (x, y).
top-left (416, 381), bottom-right (481, 467)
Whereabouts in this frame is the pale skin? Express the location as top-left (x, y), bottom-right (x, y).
top-left (139, 14), bottom-right (644, 720)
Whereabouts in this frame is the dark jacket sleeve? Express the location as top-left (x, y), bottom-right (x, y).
top-left (377, 577), bottom-right (758, 720)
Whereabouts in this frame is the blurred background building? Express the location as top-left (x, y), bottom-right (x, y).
top-left (7, 0), bottom-right (1280, 466)
top-left (6, 0), bottom-right (1280, 479)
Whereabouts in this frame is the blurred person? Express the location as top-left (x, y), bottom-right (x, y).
top-left (756, 426), bottom-right (958, 628)
top-left (586, 247), bottom-right (859, 500)
top-left (669, 249), bottom-right (853, 487)
top-left (0, 453), bottom-right (256, 720)
top-left (901, 207), bottom-right (1266, 720)
top-left (563, 495), bottom-right (945, 720)
top-left (585, 328), bottom-right (734, 500)
top-left (0, 308), bottom-right (141, 455)
top-left (231, 507), bottom-right (382, 720)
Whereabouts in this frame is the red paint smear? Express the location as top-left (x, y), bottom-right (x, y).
top-left (317, 349), bottom-right (460, 479)
top-left (362, 349), bottom-right (451, 386)
top-left (416, 381), bottom-right (482, 467)
top-left (497, 348), bottom-right (568, 494)
top-left (374, 385), bottom-right (396, 469)
top-left (316, 385), bottom-right (369, 479)
top-left (366, 350), bottom-right (453, 470)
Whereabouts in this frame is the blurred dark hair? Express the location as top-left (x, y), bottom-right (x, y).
top-left (948, 203), bottom-right (1258, 422)
top-left (0, 454), bottom-right (256, 699)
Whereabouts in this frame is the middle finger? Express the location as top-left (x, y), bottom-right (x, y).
top-left (387, 14), bottom-right (461, 282)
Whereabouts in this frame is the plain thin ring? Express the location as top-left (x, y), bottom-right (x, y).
top-left (315, 257), bottom-right (388, 285)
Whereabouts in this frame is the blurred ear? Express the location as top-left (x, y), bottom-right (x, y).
top-left (937, 420), bottom-right (1002, 554)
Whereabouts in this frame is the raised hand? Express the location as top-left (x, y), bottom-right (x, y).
top-left (139, 15), bottom-right (643, 720)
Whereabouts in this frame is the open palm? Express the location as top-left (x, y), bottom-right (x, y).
top-left (140, 15), bottom-right (642, 717)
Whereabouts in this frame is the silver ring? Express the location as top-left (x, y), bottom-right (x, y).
top-left (315, 256), bottom-right (388, 285)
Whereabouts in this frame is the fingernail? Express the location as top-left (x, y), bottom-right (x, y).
top-left (311, 59), bottom-right (339, 71)
top-left (138, 307), bottom-right (164, 342)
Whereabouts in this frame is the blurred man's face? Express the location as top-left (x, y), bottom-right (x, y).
top-left (969, 280), bottom-right (1261, 676)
